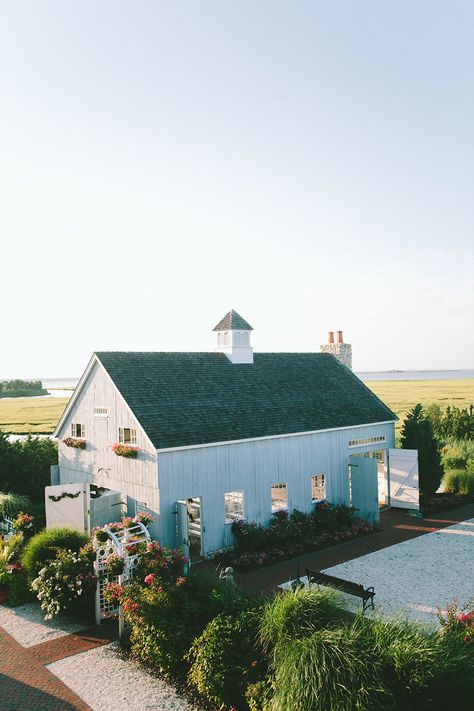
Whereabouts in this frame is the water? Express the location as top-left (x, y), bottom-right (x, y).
top-left (357, 370), bottom-right (474, 381)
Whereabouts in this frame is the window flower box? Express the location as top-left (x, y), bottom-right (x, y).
top-left (63, 437), bottom-right (86, 449)
top-left (112, 443), bottom-right (138, 458)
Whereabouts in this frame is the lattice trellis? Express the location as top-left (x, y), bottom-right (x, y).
top-left (94, 522), bottom-right (151, 625)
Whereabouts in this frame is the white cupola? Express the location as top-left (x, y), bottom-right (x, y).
top-left (213, 309), bottom-right (254, 364)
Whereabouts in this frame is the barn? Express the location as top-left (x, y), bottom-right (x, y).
top-left (53, 310), bottom-right (407, 560)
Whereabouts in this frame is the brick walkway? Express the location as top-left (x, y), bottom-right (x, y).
top-left (234, 503), bottom-right (474, 595)
top-left (0, 618), bottom-right (118, 711)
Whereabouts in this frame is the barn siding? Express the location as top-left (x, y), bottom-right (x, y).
top-left (57, 360), bottom-right (159, 536)
top-left (157, 422), bottom-right (395, 554)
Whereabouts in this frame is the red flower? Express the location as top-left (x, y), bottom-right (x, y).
top-left (144, 573), bottom-right (156, 585)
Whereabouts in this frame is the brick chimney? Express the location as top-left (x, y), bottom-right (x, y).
top-left (321, 330), bottom-right (352, 369)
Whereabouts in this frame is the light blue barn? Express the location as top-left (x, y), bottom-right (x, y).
top-left (54, 310), bottom-right (398, 559)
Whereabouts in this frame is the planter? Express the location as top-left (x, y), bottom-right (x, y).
top-left (112, 443), bottom-right (138, 458)
top-left (63, 437), bottom-right (86, 449)
top-left (107, 555), bottom-right (125, 576)
top-left (95, 529), bottom-right (109, 543)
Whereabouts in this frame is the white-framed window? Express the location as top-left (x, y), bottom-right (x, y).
top-left (118, 427), bottom-right (137, 445)
top-left (348, 435), bottom-right (386, 448)
top-left (311, 474), bottom-right (326, 502)
top-left (224, 491), bottom-right (244, 523)
top-left (271, 482), bottom-right (288, 512)
top-left (94, 407), bottom-right (108, 417)
top-left (223, 331), bottom-right (231, 346)
top-left (71, 423), bottom-right (85, 438)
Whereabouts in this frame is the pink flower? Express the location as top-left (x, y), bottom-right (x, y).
top-left (176, 576), bottom-right (186, 586)
top-left (144, 573), bottom-right (156, 585)
top-left (459, 613), bottom-right (467, 623)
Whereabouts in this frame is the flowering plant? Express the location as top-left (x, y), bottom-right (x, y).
top-left (31, 549), bottom-right (96, 620)
top-left (133, 542), bottom-right (187, 582)
top-left (93, 528), bottom-right (110, 543)
top-left (122, 517), bottom-right (136, 529)
top-left (438, 599), bottom-right (474, 644)
top-left (12, 511), bottom-right (34, 534)
top-left (112, 443), bottom-right (138, 458)
top-left (63, 437), bottom-right (86, 449)
top-left (134, 511), bottom-right (153, 527)
top-left (106, 554), bottom-right (125, 576)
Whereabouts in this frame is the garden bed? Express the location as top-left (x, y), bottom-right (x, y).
top-left (215, 504), bottom-right (376, 572)
top-left (420, 492), bottom-right (474, 515)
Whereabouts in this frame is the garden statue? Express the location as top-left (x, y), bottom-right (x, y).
top-left (219, 566), bottom-right (236, 587)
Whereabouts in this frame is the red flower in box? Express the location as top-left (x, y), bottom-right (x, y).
top-left (63, 437), bottom-right (86, 449)
top-left (112, 443), bottom-right (138, 458)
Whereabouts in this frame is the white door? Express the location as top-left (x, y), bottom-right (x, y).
top-left (388, 449), bottom-right (419, 510)
top-left (177, 500), bottom-right (190, 571)
top-left (349, 456), bottom-right (379, 525)
top-left (45, 483), bottom-right (88, 531)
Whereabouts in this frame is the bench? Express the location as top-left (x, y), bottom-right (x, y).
top-left (306, 568), bottom-right (375, 613)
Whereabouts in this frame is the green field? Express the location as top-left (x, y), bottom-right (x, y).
top-left (0, 379), bottom-right (473, 435)
top-left (0, 397), bottom-right (70, 434)
top-left (367, 378), bottom-right (474, 432)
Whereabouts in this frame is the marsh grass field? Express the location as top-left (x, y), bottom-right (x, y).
top-left (0, 378), bottom-right (473, 435)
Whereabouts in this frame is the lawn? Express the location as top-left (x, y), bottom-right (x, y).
top-left (0, 378), bottom-right (473, 435)
top-left (0, 397), bottom-right (70, 434)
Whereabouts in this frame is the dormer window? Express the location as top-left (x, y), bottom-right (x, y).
top-left (71, 423), bottom-right (85, 438)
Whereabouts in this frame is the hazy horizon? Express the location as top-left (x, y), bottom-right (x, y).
top-left (1, 2), bottom-right (472, 377)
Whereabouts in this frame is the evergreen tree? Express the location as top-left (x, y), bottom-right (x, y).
top-left (400, 404), bottom-right (444, 495)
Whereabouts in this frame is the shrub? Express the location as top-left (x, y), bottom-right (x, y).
top-left (31, 548), bottom-right (96, 620)
top-left (22, 526), bottom-right (88, 578)
top-left (187, 609), bottom-right (265, 709)
top-left (443, 469), bottom-right (474, 496)
top-left (441, 438), bottom-right (474, 470)
top-left (245, 678), bottom-right (273, 711)
top-left (0, 492), bottom-right (32, 518)
top-left (400, 404), bottom-right (444, 495)
top-left (0, 432), bottom-right (58, 503)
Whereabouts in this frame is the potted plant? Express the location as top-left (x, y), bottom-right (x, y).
top-left (122, 517), bottom-right (136, 529)
top-left (94, 529), bottom-right (109, 544)
top-left (63, 437), bottom-right (86, 449)
top-left (112, 443), bottom-right (138, 458)
top-left (12, 511), bottom-right (34, 535)
top-left (106, 554), bottom-right (125, 576)
top-left (135, 511), bottom-right (153, 527)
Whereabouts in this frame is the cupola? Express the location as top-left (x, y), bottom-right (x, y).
top-left (213, 309), bottom-right (254, 364)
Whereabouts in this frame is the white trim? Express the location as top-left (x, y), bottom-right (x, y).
top-left (156, 420), bottom-right (396, 454)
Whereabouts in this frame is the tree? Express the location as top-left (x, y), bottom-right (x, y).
top-left (400, 404), bottom-right (444, 495)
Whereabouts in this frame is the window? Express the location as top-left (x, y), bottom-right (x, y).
top-left (271, 482), bottom-right (288, 512)
top-left (348, 435), bottom-right (386, 448)
top-left (311, 474), bottom-right (326, 502)
top-left (118, 427), bottom-right (137, 445)
top-left (224, 491), bottom-right (244, 523)
top-left (71, 423), bottom-right (85, 438)
top-left (223, 331), bottom-right (231, 346)
top-left (94, 407), bottom-right (108, 417)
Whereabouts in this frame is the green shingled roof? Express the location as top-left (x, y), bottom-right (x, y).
top-left (95, 352), bottom-right (396, 450)
top-left (213, 309), bottom-right (253, 331)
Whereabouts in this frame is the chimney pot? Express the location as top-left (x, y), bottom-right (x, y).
top-left (336, 330), bottom-right (343, 344)
top-left (328, 331), bottom-right (334, 344)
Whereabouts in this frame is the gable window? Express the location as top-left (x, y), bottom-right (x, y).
top-left (94, 407), bottom-right (108, 417)
top-left (118, 427), bottom-right (137, 445)
top-left (71, 423), bottom-right (85, 438)
top-left (311, 474), bottom-right (326, 502)
top-left (224, 491), bottom-right (244, 523)
top-left (271, 482), bottom-right (288, 512)
top-left (348, 435), bottom-right (386, 448)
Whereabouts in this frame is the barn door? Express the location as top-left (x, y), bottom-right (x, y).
top-left (176, 500), bottom-right (190, 572)
top-left (349, 456), bottom-right (379, 525)
top-left (45, 483), bottom-right (88, 531)
top-left (388, 449), bottom-right (419, 511)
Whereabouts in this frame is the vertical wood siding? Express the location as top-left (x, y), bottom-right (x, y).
top-left (157, 422), bottom-right (395, 554)
top-left (57, 360), bottom-right (159, 536)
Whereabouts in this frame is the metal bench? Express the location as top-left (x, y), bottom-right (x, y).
top-left (306, 568), bottom-right (375, 613)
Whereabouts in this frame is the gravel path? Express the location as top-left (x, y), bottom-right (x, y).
top-left (48, 641), bottom-right (197, 711)
top-left (320, 517), bottom-right (474, 626)
top-left (0, 602), bottom-right (85, 647)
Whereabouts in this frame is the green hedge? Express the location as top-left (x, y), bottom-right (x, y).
top-left (21, 526), bottom-right (88, 578)
top-left (444, 468), bottom-right (474, 496)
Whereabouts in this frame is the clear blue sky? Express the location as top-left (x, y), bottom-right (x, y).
top-left (1, 1), bottom-right (472, 377)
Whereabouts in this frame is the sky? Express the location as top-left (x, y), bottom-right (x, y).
top-left (0, 1), bottom-right (473, 378)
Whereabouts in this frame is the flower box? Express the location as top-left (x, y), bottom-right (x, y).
top-left (112, 443), bottom-right (138, 458)
top-left (63, 437), bottom-right (86, 449)
top-left (106, 554), bottom-right (125, 576)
